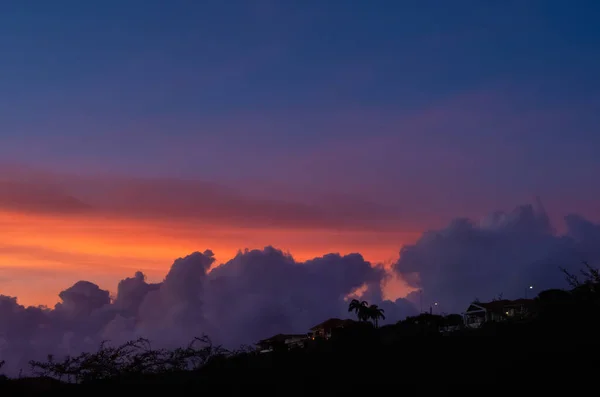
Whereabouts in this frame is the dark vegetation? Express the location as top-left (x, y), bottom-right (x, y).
top-left (2, 263), bottom-right (600, 393)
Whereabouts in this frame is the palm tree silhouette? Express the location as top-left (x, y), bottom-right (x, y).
top-left (367, 304), bottom-right (385, 328)
top-left (348, 299), bottom-right (369, 321)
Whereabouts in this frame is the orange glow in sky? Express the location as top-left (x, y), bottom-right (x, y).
top-left (0, 210), bottom-right (419, 307)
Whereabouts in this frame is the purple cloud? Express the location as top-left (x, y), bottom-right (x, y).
top-left (394, 202), bottom-right (600, 313)
top-left (0, 247), bottom-right (414, 376)
top-left (1, 201), bottom-right (599, 376)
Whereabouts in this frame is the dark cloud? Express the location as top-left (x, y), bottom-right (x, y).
top-left (0, 166), bottom-right (401, 231)
top-left (0, 247), bottom-right (414, 375)
top-left (394, 203), bottom-right (600, 314)
top-left (0, 180), bottom-right (91, 214)
top-left (55, 281), bottom-right (110, 316)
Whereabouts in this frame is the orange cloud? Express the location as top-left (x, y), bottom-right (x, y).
top-left (0, 209), bottom-right (418, 307)
top-left (0, 165), bottom-right (423, 306)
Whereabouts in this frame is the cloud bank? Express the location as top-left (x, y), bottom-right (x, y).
top-left (0, 247), bottom-right (414, 375)
top-left (1, 202), bottom-right (599, 376)
top-left (395, 202), bottom-right (600, 313)
top-left (0, 165), bottom-right (401, 231)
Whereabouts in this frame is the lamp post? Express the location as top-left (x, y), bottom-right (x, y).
top-left (526, 285), bottom-right (533, 299)
top-left (429, 302), bottom-right (438, 315)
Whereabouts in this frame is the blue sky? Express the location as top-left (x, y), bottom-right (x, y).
top-left (0, 0), bottom-right (599, 221)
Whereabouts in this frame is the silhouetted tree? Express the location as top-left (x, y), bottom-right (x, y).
top-left (399, 313), bottom-right (445, 335)
top-left (348, 299), bottom-right (369, 321)
top-left (28, 336), bottom-right (228, 383)
top-left (535, 288), bottom-right (574, 325)
top-left (367, 304), bottom-right (385, 328)
top-left (559, 262), bottom-right (600, 331)
top-left (560, 261), bottom-right (600, 290)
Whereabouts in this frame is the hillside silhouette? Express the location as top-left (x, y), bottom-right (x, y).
top-left (1, 263), bottom-right (599, 393)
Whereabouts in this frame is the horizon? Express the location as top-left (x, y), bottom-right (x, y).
top-left (1, 197), bottom-right (595, 311)
top-left (0, 163), bottom-right (597, 308)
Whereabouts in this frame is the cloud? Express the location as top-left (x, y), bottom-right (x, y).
top-left (55, 281), bottom-right (111, 316)
top-left (0, 165), bottom-right (401, 231)
top-left (0, 247), bottom-right (415, 376)
top-left (394, 202), bottom-right (600, 313)
top-left (1, 202), bottom-right (599, 376)
top-left (0, 180), bottom-right (91, 215)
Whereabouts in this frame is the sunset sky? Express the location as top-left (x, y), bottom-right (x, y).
top-left (1, 1), bottom-right (599, 307)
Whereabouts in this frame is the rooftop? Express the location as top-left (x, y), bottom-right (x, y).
top-left (257, 333), bottom-right (308, 345)
top-left (467, 299), bottom-right (535, 313)
top-left (309, 318), bottom-right (355, 331)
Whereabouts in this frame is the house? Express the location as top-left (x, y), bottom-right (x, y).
top-left (439, 314), bottom-right (464, 333)
top-left (309, 318), bottom-right (356, 339)
top-left (463, 299), bottom-right (534, 328)
top-left (256, 333), bottom-right (309, 353)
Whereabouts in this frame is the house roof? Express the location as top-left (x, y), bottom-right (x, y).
top-left (309, 318), bottom-right (355, 331)
top-left (256, 333), bottom-right (308, 345)
top-left (467, 299), bottom-right (534, 313)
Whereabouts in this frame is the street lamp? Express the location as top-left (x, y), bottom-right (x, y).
top-left (526, 285), bottom-right (533, 299)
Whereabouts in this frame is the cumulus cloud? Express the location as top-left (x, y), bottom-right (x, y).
top-left (0, 247), bottom-right (414, 375)
top-left (394, 203), bottom-right (600, 314)
top-left (1, 202), bottom-right (599, 376)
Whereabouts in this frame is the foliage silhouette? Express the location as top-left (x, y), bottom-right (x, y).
top-left (348, 298), bottom-right (369, 321)
top-left (26, 335), bottom-right (233, 383)
top-left (2, 263), bottom-right (600, 392)
top-left (367, 304), bottom-right (385, 327)
top-left (348, 299), bottom-right (385, 327)
top-left (561, 261), bottom-right (600, 288)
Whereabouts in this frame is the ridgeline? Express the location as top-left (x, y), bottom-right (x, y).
top-left (2, 265), bottom-right (600, 393)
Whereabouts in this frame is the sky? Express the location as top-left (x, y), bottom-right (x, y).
top-left (1, 0), bottom-right (600, 372)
